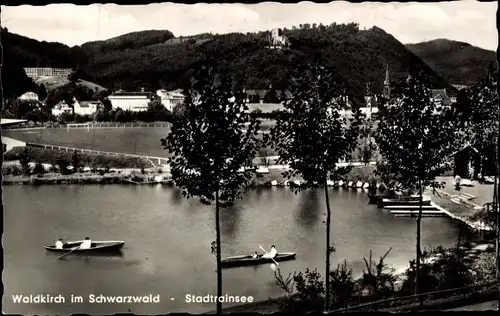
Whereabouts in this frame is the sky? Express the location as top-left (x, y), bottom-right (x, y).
top-left (2, 1), bottom-right (498, 51)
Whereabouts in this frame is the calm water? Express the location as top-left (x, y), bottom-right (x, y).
top-left (3, 185), bottom-right (462, 314)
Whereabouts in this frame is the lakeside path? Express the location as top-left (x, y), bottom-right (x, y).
top-left (427, 176), bottom-right (496, 231)
top-left (444, 300), bottom-right (498, 311)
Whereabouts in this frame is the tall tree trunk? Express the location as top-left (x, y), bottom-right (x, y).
top-left (496, 102), bottom-right (500, 306)
top-left (415, 173), bottom-right (423, 305)
top-left (215, 189), bottom-right (222, 314)
top-left (324, 178), bottom-right (332, 312)
top-left (493, 175), bottom-right (499, 294)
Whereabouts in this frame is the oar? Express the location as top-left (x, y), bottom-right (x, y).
top-left (58, 245), bottom-right (81, 260)
top-left (259, 245), bottom-right (279, 266)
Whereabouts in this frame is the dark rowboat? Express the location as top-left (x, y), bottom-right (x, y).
top-left (222, 252), bottom-right (296, 268)
top-left (44, 240), bottom-right (125, 253)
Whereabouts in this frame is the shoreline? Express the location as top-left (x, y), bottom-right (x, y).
top-left (209, 242), bottom-right (496, 314)
top-left (2, 164), bottom-right (379, 188)
top-left (1, 174), bottom-right (376, 189)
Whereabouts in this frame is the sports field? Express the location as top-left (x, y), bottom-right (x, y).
top-left (3, 120), bottom-right (374, 160)
top-left (3, 127), bottom-right (172, 157)
top-left (2, 124), bottom-right (278, 158)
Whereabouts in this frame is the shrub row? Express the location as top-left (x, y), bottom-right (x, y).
top-left (3, 147), bottom-right (154, 171)
top-left (275, 244), bottom-right (496, 312)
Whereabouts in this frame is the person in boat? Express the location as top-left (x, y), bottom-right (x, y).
top-left (80, 237), bottom-right (92, 249)
top-left (251, 252), bottom-right (258, 259)
top-left (262, 245), bottom-right (277, 259)
top-left (55, 238), bottom-right (64, 249)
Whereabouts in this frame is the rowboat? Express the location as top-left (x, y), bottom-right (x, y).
top-left (44, 240), bottom-right (125, 253)
top-left (222, 252), bottom-right (296, 268)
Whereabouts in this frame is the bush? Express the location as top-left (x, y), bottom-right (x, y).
top-left (2, 165), bottom-right (12, 176)
top-left (470, 252), bottom-right (496, 283)
top-left (330, 260), bottom-right (358, 309)
top-left (275, 268), bottom-right (324, 313)
top-left (398, 245), bottom-right (474, 296)
top-left (273, 244), bottom-right (482, 313)
top-left (33, 161), bottom-right (46, 175)
top-left (275, 248), bottom-right (397, 312)
top-left (358, 248), bottom-right (398, 300)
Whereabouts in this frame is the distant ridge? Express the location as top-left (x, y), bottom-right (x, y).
top-left (5, 25), bottom-right (459, 102)
top-left (406, 38), bottom-right (496, 86)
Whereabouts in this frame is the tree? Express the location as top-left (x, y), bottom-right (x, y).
top-left (101, 98), bottom-right (113, 112)
top-left (114, 109), bottom-right (125, 122)
top-left (161, 63), bottom-right (260, 314)
top-left (460, 65), bottom-right (498, 178)
top-left (268, 62), bottom-right (362, 311)
top-left (12, 99), bottom-right (38, 119)
top-left (38, 83), bottom-right (48, 101)
top-left (68, 68), bottom-right (92, 82)
top-left (93, 109), bottom-right (107, 122)
top-left (147, 98), bottom-right (167, 121)
top-left (72, 151), bottom-right (81, 171)
top-left (19, 148), bottom-right (31, 175)
top-left (358, 140), bottom-right (377, 166)
top-left (373, 72), bottom-right (461, 300)
top-left (172, 103), bottom-right (187, 120)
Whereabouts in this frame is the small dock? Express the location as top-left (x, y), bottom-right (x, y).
top-left (386, 202), bottom-right (445, 217)
top-left (385, 205), bottom-right (439, 210)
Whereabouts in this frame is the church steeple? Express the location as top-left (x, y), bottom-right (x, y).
top-left (383, 64), bottom-right (390, 99)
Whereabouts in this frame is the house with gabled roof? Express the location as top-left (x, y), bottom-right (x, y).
top-left (75, 101), bottom-right (102, 116)
top-left (431, 89), bottom-right (453, 107)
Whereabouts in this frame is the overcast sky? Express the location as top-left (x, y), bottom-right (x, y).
top-left (2, 1), bottom-right (498, 51)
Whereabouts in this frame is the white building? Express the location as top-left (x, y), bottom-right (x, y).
top-left (51, 99), bottom-right (101, 117)
top-left (18, 91), bottom-right (39, 101)
top-left (75, 101), bottom-right (101, 116)
top-left (24, 68), bottom-right (73, 79)
top-left (108, 91), bottom-right (156, 112)
top-left (156, 89), bottom-right (185, 111)
top-left (51, 101), bottom-right (73, 117)
top-left (268, 28), bottom-right (289, 49)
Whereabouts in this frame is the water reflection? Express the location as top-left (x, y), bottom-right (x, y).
top-left (220, 204), bottom-right (242, 238)
top-left (3, 185), bottom-right (463, 315)
top-left (295, 189), bottom-right (321, 230)
top-left (254, 186), bottom-right (265, 198)
top-left (169, 187), bottom-right (184, 205)
top-left (45, 251), bottom-right (124, 259)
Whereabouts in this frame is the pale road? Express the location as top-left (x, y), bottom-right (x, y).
top-left (444, 300), bottom-right (498, 311)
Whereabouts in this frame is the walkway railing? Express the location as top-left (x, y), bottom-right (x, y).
top-left (3, 122), bottom-right (171, 130)
top-left (330, 281), bottom-right (498, 312)
top-left (85, 122), bottom-right (170, 128)
top-left (26, 142), bottom-right (171, 166)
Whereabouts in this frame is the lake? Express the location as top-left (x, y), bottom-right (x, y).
top-left (2, 185), bottom-right (462, 314)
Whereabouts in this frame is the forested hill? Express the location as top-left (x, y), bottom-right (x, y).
top-left (1, 30), bottom-right (39, 100)
top-left (80, 30), bottom-right (175, 53)
top-left (4, 24), bottom-right (456, 102)
top-left (406, 39), bottom-right (496, 86)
